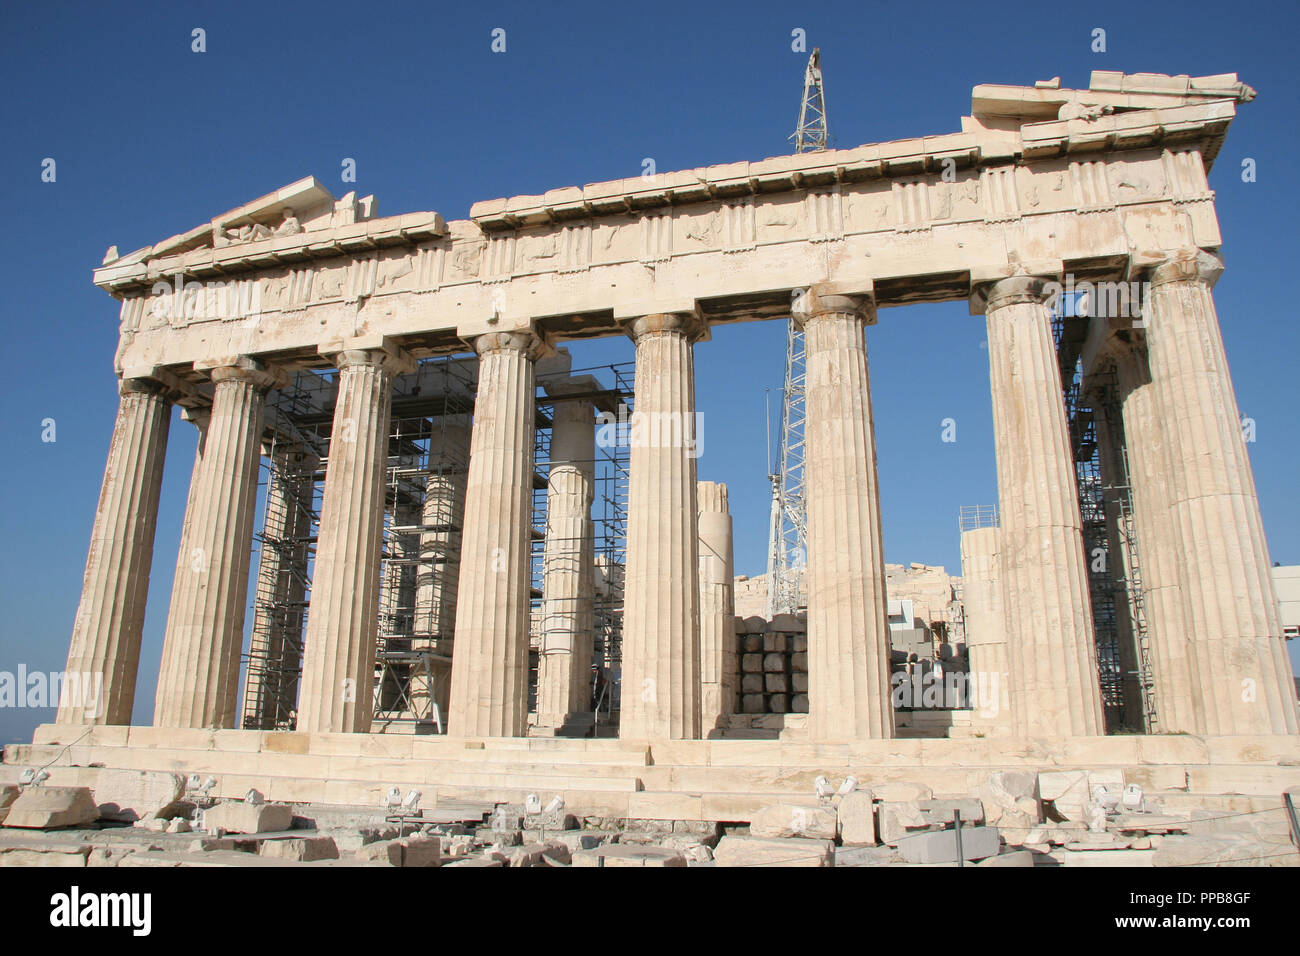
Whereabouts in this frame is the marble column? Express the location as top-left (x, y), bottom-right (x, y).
top-left (447, 330), bottom-right (547, 737)
top-left (241, 443), bottom-right (317, 729)
top-left (155, 362), bottom-right (277, 729)
top-left (297, 345), bottom-right (413, 734)
top-left (414, 422), bottom-right (470, 645)
top-left (534, 378), bottom-right (597, 733)
top-left (959, 526), bottom-right (1012, 730)
top-left (58, 379), bottom-right (171, 725)
top-left (981, 274), bottom-right (1104, 737)
top-left (1140, 248), bottom-right (1298, 735)
top-left (1114, 345), bottom-right (1202, 733)
top-left (797, 290), bottom-right (893, 741)
top-left (697, 480), bottom-right (735, 733)
top-left (620, 313), bottom-right (703, 740)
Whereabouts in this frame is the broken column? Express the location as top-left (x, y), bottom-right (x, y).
top-left (297, 343), bottom-right (414, 734)
top-left (978, 273), bottom-right (1104, 737)
top-left (447, 330), bottom-right (548, 737)
top-left (1139, 248), bottom-right (1298, 735)
top-left (959, 526), bottom-right (1012, 731)
top-left (1114, 345), bottom-right (1201, 733)
top-left (796, 287), bottom-right (893, 740)
top-left (155, 360), bottom-right (279, 729)
top-left (58, 378), bottom-right (171, 725)
top-left (620, 313), bottom-right (704, 740)
top-left (697, 480), bottom-right (735, 732)
top-left (534, 377), bottom-right (597, 734)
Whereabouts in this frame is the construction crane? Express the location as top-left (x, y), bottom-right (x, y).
top-left (767, 49), bottom-right (829, 616)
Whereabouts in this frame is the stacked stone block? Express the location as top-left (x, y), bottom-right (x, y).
top-left (734, 613), bottom-right (808, 714)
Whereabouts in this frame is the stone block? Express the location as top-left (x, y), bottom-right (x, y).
top-left (791, 636), bottom-right (807, 653)
top-left (749, 803), bottom-right (837, 840)
top-left (898, 825), bottom-right (1000, 864)
top-left (203, 801), bottom-right (293, 835)
top-left (762, 653), bottom-right (785, 672)
top-left (975, 849), bottom-right (1035, 867)
top-left (765, 673), bottom-right (788, 693)
top-left (572, 845), bottom-right (686, 867)
top-left (91, 769), bottom-right (185, 822)
top-left (0, 785), bottom-right (17, 825)
top-left (742, 616), bottom-right (767, 634)
top-left (837, 792), bottom-right (877, 846)
top-left (767, 694), bottom-right (788, 713)
top-left (741, 694), bottom-right (764, 713)
top-left (768, 613), bottom-right (805, 633)
top-left (0, 844), bottom-right (91, 867)
top-left (834, 845), bottom-right (899, 867)
top-left (259, 836), bottom-right (340, 861)
top-left (743, 635), bottom-right (762, 654)
top-left (762, 633), bottom-right (787, 653)
top-left (523, 810), bottom-right (578, 831)
top-left (742, 653), bottom-right (763, 674)
top-left (713, 836), bottom-right (833, 867)
top-left (878, 799), bottom-right (983, 844)
top-left (3, 786), bottom-right (99, 830)
top-left (356, 835), bottom-right (441, 867)
top-left (791, 672), bottom-right (808, 693)
top-left (1037, 770), bottom-right (1089, 821)
top-left (790, 652), bottom-right (808, 672)
top-left (444, 856), bottom-right (503, 867)
top-left (741, 674), bottom-right (763, 694)
top-left (791, 694), bottom-right (809, 713)
top-left (870, 781), bottom-right (932, 802)
top-left (1151, 834), bottom-right (1287, 868)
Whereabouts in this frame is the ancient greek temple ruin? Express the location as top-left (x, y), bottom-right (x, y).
top-left (15, 72), bottom-right (1296, 827)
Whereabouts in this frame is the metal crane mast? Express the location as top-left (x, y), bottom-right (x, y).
top-left (767, 49), bottom-right (828, 616)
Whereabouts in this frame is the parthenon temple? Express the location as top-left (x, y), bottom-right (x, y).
top-left (4, 71), bottom-right (1296, 866)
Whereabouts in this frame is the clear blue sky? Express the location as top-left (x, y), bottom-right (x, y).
top-left (2, 0), bottom-right (1296, 744)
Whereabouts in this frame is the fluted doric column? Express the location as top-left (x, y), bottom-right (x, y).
top-left (155, 361), bottom-right (277, 728)
top-left (414, 422), bottom-right (470, 645)
top-left (796, 289), bottom-right (893, 740)
top-left (619, 313), bottom-right (704, 740)
top-left (58, 378), bottom-right (171, 725)
top-left (447, 330), bottom-right (548, 737)
top-left (297, 345), bottom-right (413, 734)
top-left (534, 377), bottom-right (597, 733)
top-left (959, 526), bottom-right (1012, 730)
top-left (1140, 248), bottom-right (1298, 735)
top-left (697, 480), bottom-right (735, 733)
top-left (980, 274), bottom-right (1104, 737)
top-left (1114, 345), bottom-right (1202, 733)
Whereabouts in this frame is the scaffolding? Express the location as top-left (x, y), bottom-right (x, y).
top-left (241, 355), bottom-right (631, 736)
top-left (1051, 300), bottom-right (1153, 733)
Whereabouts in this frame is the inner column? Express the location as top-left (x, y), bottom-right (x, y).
top-left (297, 344), bottom-right (413, 734)
top-left (797, 289), bottom-right (893, 741)
top-left (447, 330), bottom-right (546, 737)
top-left (980, 274), bottom-right (1104, 737)
top-left (534, 377), bottom-right (598, 735)
top-left (619, 313), bottom-right (703, 741)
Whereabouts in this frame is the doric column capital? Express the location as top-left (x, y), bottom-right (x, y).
top-left (332, 346), bottom-right (417, 375)
top-left (471, 328), bottom-right (553, 360)
top-left (204, 356), bottom-right (288, 392)
top-left (1146, 247), bottom-right (1224, 290)
top-left (622, 312), bottom-right (708, 344)
top-left (981, 274), bottom-right (1057, 311)
top-left (790, 285), bottom-right (877, 328)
